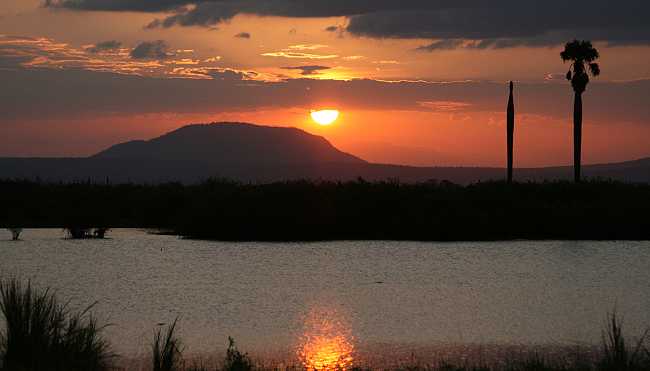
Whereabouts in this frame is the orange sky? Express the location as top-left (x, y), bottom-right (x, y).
top-left (1, 1), bottom-right (650, 167)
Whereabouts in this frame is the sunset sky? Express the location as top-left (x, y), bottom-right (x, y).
top-left (1, 0), bottom-right (649, 167)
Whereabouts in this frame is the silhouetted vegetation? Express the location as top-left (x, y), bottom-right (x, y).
top-left (599, 312), bottom-right (649, 371)
top-left (506, 81), bottom-right (515, 184)
top-left (2, 179), bottom-right (650, 241)
top-left (140, 314), bottom-right (648, 371)
top-left (224, 337), bottom-right (253, 371)
top-left (6, 229), bottom-right (21, 241)
top-left (2, 279), bottom-right (650, 370)
top-left (152, 319), bottom-right (183, 371)
top-left (0, 279), bottom-right (112, 371)
top-left (561, 40), bottom-right (601, 183)
top-left (64, 227), bottom-right (111, 239)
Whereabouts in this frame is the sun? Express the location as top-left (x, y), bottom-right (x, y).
top-left (311, 110), bottom-right (340, 126)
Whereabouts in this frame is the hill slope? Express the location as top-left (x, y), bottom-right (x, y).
top-left (1, 122), bottom-right (649, 184)
top-left (93, 122), bottom-right (365, 165)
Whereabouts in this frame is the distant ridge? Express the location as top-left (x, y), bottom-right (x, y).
top-left (1, 122), bottom-right (649, 184)
top-left (93, 122), bottom-right (365, 165)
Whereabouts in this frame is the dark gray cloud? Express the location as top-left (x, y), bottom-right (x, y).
top-left (2, 62), bottom-right (650, 128)
top-left (234, 32), bottom-right (251, 39)
top-left (43, 0), bottom-right (407, 15)
top-left (43, 0), bottom-right (191, 12)
top-left (416, 39), bottom-right (465, 52)
top-left (281, 65), bottom-right (331, 76)
top-left (45, 1), bottom-right (650, 47)
top-left (347, 2), bottom-right (650, 47)
top-left (144, 2), bottom-right (237, 28)
top-left (86, 40), bottom-right (122, 53)
top-left (130, 40), bottom-right (172, 59)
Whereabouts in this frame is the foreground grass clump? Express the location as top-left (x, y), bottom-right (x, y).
top-left (599, 313), bottom-right (649, 371)
top-left (150, 322), bottom-right (252, 371)
top-left (152, 319), bottom-right (183, 371)
top-left (0, 279), bottom-right (112, 371)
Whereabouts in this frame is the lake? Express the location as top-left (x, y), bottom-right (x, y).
top-left (1, 229), bottom-right (649, 364)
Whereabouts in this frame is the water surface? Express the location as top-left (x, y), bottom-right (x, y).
top-left (1, 229), bottom-right (649, 360)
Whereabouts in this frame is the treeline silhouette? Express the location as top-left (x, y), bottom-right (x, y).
top-left (2, 179), bottom-right (650, 241)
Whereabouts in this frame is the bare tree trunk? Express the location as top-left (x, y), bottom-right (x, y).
top-left (507, 81), bottom-right (515, 184)
top-left (574, 92), bottom-right (583, 182)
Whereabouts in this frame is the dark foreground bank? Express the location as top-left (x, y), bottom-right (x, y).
top-left (1, 278), bottom-right (650, 371)
top-left (1, 179), bottom-right (650, 241)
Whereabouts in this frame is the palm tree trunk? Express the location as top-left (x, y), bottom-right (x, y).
top-left (507, 81), bottom-right (515, 184)
top-left (574, 92), bottom-right (583, 182)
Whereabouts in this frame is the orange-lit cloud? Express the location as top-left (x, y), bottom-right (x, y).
top-left (262, 51), bottom-right (339, 60)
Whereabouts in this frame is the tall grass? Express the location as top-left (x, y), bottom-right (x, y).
top-left (152, 319), bottom-right (183, 371)
top-left (599, 312), bottom-right (648, 371)
top-left (0, 279), bottom-right (112, 371)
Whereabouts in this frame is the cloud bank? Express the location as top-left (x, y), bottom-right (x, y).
top-left (281, 65), bottom-right (331, 75)
top-left (44, 1), bottom-right (650, 48)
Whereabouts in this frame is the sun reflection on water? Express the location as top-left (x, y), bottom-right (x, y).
top-left (297, 307), bottom-right (355, 371)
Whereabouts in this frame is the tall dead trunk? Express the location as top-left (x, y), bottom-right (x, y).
top-left (574, 92), bottom-right (583, 182)
top-left (507, 81), bottom-right (515, 184)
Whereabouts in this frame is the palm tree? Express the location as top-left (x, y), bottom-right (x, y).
top-left (561, 40), bottom-right (601, 182)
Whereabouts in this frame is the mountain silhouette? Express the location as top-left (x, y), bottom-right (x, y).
top-left (1, 122), bottom-right (650, 184)
top-left (93, 123), bottom-right (365, 165)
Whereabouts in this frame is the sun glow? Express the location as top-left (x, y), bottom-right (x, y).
top-left (298, 308), bottom-right (354, 371)
top-left (310, 110), bottom-right (340, 126)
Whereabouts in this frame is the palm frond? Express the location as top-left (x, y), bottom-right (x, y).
top-left (589, 62), bottom-right (601, 76)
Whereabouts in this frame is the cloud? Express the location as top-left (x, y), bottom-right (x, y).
top-left (418, 101), bottom-right (472, 111)
top-left (281, 65), bottom-right (331, 76)
top-left (45, 1), bottom-right (650, 47)
top-left (0, 35), bottom-right (162, 74)
top-left (288, 44), bottom-right (328, 51)
top-left (143, 2), bottom-right (239, 29)
top-left (0, 35), bottom-right (268, 80)
top-left (261, 51), bottom-right (338, 60)
top-left (234, 32), bottom-right (251, 39)
top-left (2, 37), bottom-right (649, 129)
top-left (345, 2), bottom-right (650, 47)
top-left (416, 40), bottom-right (465, 52)
top-left (86, 40), bottom-right (122, 53)
top-left (4, 54), bottom-right (650, 130)
top-left (130, 40), bottom-right (173, 60)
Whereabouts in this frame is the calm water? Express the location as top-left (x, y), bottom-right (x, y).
top-left (1, 229), bottom-right (649, 360)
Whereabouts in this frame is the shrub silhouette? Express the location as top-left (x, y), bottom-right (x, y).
top-left (7, 228), bottom-right (22, 241)
top-left (224, 337), bottom-right (253, 371)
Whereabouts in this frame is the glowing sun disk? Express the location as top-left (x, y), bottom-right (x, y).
top-left (311, 110), bottom-right (340, 125)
